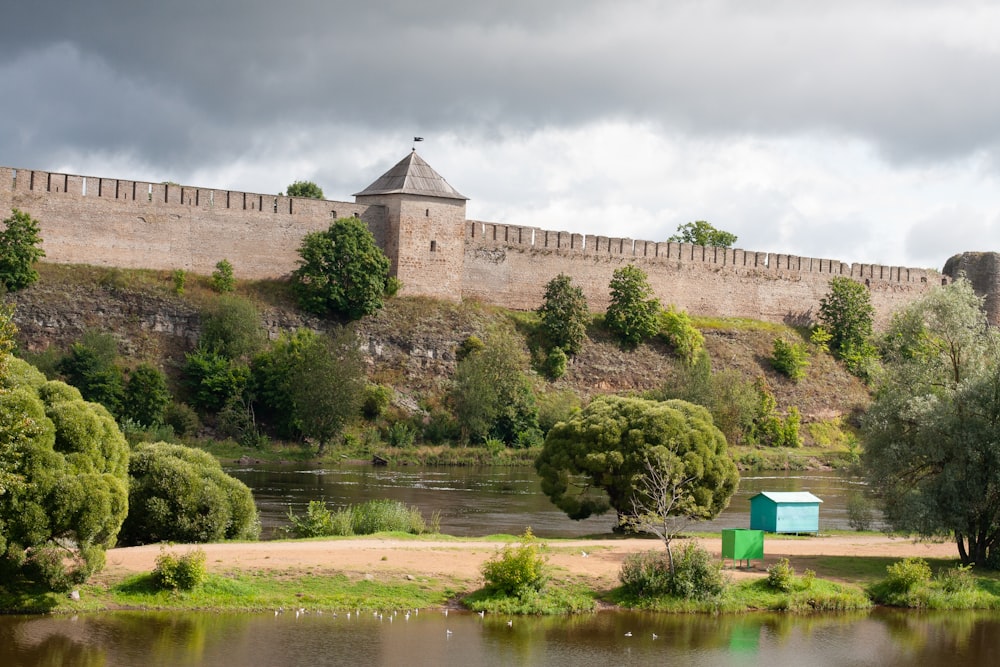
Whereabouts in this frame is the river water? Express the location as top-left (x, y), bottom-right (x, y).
top-left (223, 464), bottom-right (874, 539)
top-left (4, 608), bottom-right (999, 666)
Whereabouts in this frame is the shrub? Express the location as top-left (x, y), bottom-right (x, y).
top-left (666, 542), bottom-right (726, 600)
top-left (619, 550), bottom-right (672, 596)
top-left (211, 259), bottom-right (236, 293)
top-left (287, 500), bottom-right (338, 538)
top-left (481, 528), bottom-right (548, 597)
top-left (122, 363), bottom-right (171, 427)
top-left (606, 265), bottom-right (661, 348)
top-left (766, 557), bottom-right (796, 592)
top-left (351, 498), bottom-right (426, 535)
top-left (172, 269), bottom-right (186, 295)
top-left (362, 384), bottom-right (393, 420)
top-left (0, 208), bottom-right (45, 292)
top-left (771, 337), bottom-right (809, 381)
top-left (536, 390), bottom-right (581, 434)
top-left (153, 548), bottom-right (208, 591)
top-left (385, 421), bottom-right (416, 448)
top-left (456, 335), bottom-right (484, 361)
top-left (537, 273), bottom-right (589, 356)
top-left (884, 557), bottom-right (932, 594)
top-left (164, 402), bottom-right (201, 437)
top-left (936, 564), bottom-right (975, 594)
top-left (658, 306), bottom-right (704, 365)
top-left (620, 543), bottom-right (725, 600)
top-left (199, 296), bottom-right (265, 360)
top-left (544, 346), bottom-right (567, 379)
top-left (183, 347), bottom-right (249, 413)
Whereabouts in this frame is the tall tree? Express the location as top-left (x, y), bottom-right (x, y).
top-left (863, 279), bottom-right (1000, 566)
top-left (537, 273), bottom-right (589, 356)
top-left (0, 208), bottom-right (45, 292)
top-left (292, 217), bottom-right (393, 320)
top-left (283, 180), bottom-right (324, 199)
top-left (668, 221), bottom-right (737, 248)
top-left (605, 264), bottom-right (661, 348)
top-left (818, 276), bottom-right (878, 378)
top-left (535, 395), bottom-right (739, 526)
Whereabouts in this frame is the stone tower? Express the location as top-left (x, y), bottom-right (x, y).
top-left (354, 151), bottom-right (468, 302)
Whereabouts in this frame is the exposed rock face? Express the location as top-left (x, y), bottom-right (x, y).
top-left (944, 252), bottom-right (1000, 325)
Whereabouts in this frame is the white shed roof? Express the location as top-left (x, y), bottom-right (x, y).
top-left (751, 491), bottom-right (823, 504)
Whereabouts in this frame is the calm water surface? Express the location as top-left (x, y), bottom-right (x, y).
top-left (3, 608), bottom-right (999, 666)
top-left (224, 465), bottom-right (874, 539)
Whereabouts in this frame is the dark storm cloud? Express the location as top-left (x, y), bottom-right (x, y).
top-left (4, 0), bottom-right (1000, 172)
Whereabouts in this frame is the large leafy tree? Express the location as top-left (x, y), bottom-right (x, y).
top-left (0, 208), bottom-right (45, 292)
top-left (251, 328), bottom-right (365, 451)
top-left (283, 180), bottom-right (324, 199)
top-left (451, 329), bottom-right (540, 446)
top-left (120, 441), bottom-right (259, 546)
top-left (122, 363), bottom-right (171, 428)
top-left (605, 264), bottom-right (661, 348)
top-left (818, 276), bottom-right (877, 375)
top-left (535, 395), bottom-right (739, 526)
top-left (668, 220), bottom-right (737, 248)
top-left (537, 274), bottom-right (589, 356)
top-left (292, 217), bottom-right (393, 320)
top-left (863, 279), bottom-right (1000, 566)
top-left (0, 365), bottom-right (129, 589)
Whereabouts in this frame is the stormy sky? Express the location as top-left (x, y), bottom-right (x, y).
top-left (3, 0), bottom-right (1000, 269)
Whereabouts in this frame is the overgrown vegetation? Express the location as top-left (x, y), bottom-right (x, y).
top-left (285, 499), bottom-right (439, 538)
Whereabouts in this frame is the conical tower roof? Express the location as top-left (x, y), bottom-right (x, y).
top-left (354, 150), bottom-right (468, 200)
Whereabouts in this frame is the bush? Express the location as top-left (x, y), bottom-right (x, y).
top-left (936, 564), bottom-right (975, 594)
top-left (619, 550), bottom-right (672, 596)
top-left (771, 337), bottom-right (809, 381)
top-left (884, 557), bottom-right (932, 594)
top-left (351, 498), bottom-right (426, 535)
top-left (172, 269), bottom-right (186, 295)
top-left (122, 363), bottom-right (171, 427)
top-left (211, 259), bottom-right (236, 293)
top-left (287, 500), bottom-right (340, 538)
top-left (385, 421), bottom-right (416, 448)
top-left (0, 208), bottom-right (45, 292)
top-left (658, 306), bottom-right (704, 365)
top-left (164, 402), bottom-right (201, 437)
top-left (544, 346), bottom-right (567, 379)
top-left (766, 557), bottom-right (796, 592)
top-left (183, 348), bottom-right (249, 413)
top-left (153, 548), bottom-right (208, 591)
top-left (199, 296), bottom-right (265, 360)
top-left (606, 265), bottom-right (661, 348)
top-left (481, 528), bottom-right (548, 597)
top-left (666, 542), bottom-right (726, 600)
top-left (619, 543), bottom-right (725, 600)
top-left (362, 384), bottom-right (393, 420)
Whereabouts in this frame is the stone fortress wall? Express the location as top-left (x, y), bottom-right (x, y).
top-left (0, 164), bottom-right (981, 328)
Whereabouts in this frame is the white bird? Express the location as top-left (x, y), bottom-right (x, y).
top-left (507, 620), bottom-right (513, 628)
top-left (624, 631), bottom-right (632, 637)
top-left (446, 629), bottom-right (453, 637)
top-left (478, 610), bottom-right (485, 618)
top-left (346, 612), bottom-right (351, 620)
top-left (581, 551), bottom-right (589, 557)
top-left (444, 609), bottom-right (449, 617)
top-left (652, 633), bottom-right (658, 640)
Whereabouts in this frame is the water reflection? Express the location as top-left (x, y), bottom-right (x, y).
top-left (3, 609), bottom-right (1000, 666)
top-left (224, 465), bottom-right (879, 539)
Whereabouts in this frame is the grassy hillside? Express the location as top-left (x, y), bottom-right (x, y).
top-left (8, 263), bottom-right (871, 467)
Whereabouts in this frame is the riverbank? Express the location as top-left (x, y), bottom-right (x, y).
top-left (5, 532), bottom-right (979, 616)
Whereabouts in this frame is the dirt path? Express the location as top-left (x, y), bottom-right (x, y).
top-left (100, 534), bottom-right (957, 589)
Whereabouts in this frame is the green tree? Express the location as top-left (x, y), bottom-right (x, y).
top-left (0, 372), bottom-right (129, 589)
top-left (771, 337), bottom-right (809, 381)
top-left (668, 221), bottom-right (737, 248)
top-left (537, 273), bottom-right (589, 356)
top-left (0, 304), bottom-right (26, 497)
top-left (122, 363), bottom-right (171, 427)
top-left (292, 217), bottom-right (393, 320)
top-left (120, 441), bottom-right (259, 546)
top-left (605, 265), bottom-right (661, 348)
top-left (183, 347), bottom-right (249, 413)
top-left (210, 259), bottom-right (236, 293)
top-left (58, 333), bottom-right (126, 418)
top-left (199, 295), bottom-right (267, 361)
top-left (658, 306), bottom-right (704, 365)
top-left (863, 279), bottom-right (1000, 566)
top-left (251, 328), bottom-right (365, 451)
top-left (284, 180), bottom-right (324, 199)
top-left (0, 208), bottom-right (45, 292)
top-left (451, 329), bottom-right (540, 446)
top-left (818, 276), bottom-right (878, 377)
top-left (535, 395), bottom-right (739, 525)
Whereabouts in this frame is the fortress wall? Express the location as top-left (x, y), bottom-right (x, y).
top-left (463, 225), bottom-right (940, 327)
top-left (0, 167), bottom-right (385, 279)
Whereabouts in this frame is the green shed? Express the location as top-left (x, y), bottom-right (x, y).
top-left (721, 528), bottom-right (764, 567)
top-left (749, 491), bottom-right (822, 534)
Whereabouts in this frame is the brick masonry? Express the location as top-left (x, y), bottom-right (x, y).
top-left (2, 163), bottom-right (990, 327)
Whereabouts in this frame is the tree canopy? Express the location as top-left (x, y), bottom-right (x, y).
top-left (0, 356), bottom-right (130, 588)
top-left (283, 180), bottom-right (324, 199)
top-left (0, 208), bottom-right (46, 292)
top-left (668, 221), bottom-right (737, 248)
top-left (605, 265), bottom-right (661, 348)
top-left (537, 273), bottom-right (589, 356)
top-left (292, 217), bottom-right (394, 320)
top-left (863, 279), bottom-right (1000, 566)
top-left (120, 441), bottom-right (259, 546)
top-left (534, 395), bottom-right (739, 525)
top-left (818, 276), bottom-right (877, 377)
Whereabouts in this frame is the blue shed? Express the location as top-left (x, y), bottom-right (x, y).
top-left (749, 491), bottom-right (822, 534)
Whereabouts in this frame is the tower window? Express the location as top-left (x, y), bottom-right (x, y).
top-left (430, 240), bottom-right (437, 252)
top-left (426, 208), bottom-right (430, 217)
top-left (331, 210), bottom-right (337, 218)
